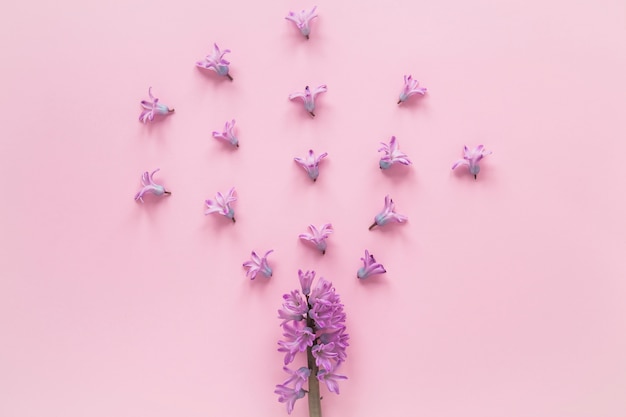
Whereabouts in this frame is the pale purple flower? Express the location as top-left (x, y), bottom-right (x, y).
top-left (196, 43), bottom-right (233, 80)
top-left (294, 149), bottom-right (328, 181)
top-left (312, 342), bottom-right (337, 372)
top-left (278, 290), bottom-right (308, 324)
top-left (139, 87), bottom-right (174, 123)
top-left (212, 119), bottom-right (239, 148)
top-left (276, 271), bottom-right (349, 411)
top-left (451, 145), bottom-right (492, 179)
top-left (278, 322), bottom-right (315, 365)
top-left (317, 368), bottom-right (348, 394)
top-left (285, 6), bottom-right (318, 39)
top-left (204, 187), bottom-right (236, 222)
top-left (299, 223), bottom-right (332, 254)
top-left (289, 85), bottom-right (327, 117)
top-left (298, 270), bottom-right (315, 296)
top-left (134, 168), bottom-right (171, 202)
top-left (369, 195), bottom-right (408, 230)
top-left (398, 75), bottom-right (427, 104)
top-left (242, 249), bottom-right (273, 280)
top-left (274, 384), bottom-right (306, 415)
top-left (357, 250), bottom-right (386, 279)
top-left (309, 300), bottom-right (346, 332)
top-left (282, 366), bottom-right (311, 392)
top-left (378, 135), bottom-right (412, 169)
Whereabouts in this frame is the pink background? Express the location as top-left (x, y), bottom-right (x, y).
top-left (1, 0), bottom-right (625, 416)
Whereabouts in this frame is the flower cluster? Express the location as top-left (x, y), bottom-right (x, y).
top-left (275, 270), bottom-right (348, 414)
top-left (132, 7), bottom-right (497, 416)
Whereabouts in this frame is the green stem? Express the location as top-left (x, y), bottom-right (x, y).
top-left (306, 297), bottom-right (322, 417)
top-left (307, 345), bottom-right (322, 417)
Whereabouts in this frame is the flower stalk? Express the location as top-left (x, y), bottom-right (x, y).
top-left (306, 295), bottom-right (322, 417)
top-left (275, 271), bottom-right (348, 415)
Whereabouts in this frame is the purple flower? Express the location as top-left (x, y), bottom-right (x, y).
top-left (451, 145), bottom-right (492, 179)
top-left (139, 87), bottom-right (174, 123)
top-left (282, 366), bottom-right (311, 392)
top-left (196, 43), bottom-right (233, 80)
top-left (242, 250), bottom-right (273, 280)
top-left (212, 119), bottom-right (239, 148)
top-left (298, 269), bottom-right (315, 296)
top-left (294, 149), bottom-right (328, 181)
top-left (289, 85), bottom-right (327, 117)
top-left (299, 223), bottom-right (333, 254)
top-left (285, 6), bottom-right (318, 39)
top-left (369, 195), bottom-right (408, 230)
top-left (276, 271), bottom-right (349, 412)
top-left (278, 322), bottom-right (316, 365)
top-left (278, 290), bottom-right (308, 324)
top-left (309, 301), bottom-right (346, 332)
top-left (134, 169), bottom-right (171, 202)
top-left (204, 187), bottom-right (236, 222)
top-left (378, 136), bottom-right (412, 169)
top-left (317, 368), bottom-right (348, 394)
top-left (274, 384), bottom-right (306, 415)
top-left (357, 250), bottom-right (386, 279)
top-left (398, 75), bottom-right (427, 104)
top-left (312, 342), bottom-right (338, 372)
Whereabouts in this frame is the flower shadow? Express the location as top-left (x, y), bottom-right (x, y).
top-left (195, 67), bottom-right (234, 84)
top-left (397, 95), bottom-right (428, 113)
top-left (357, 274), bottom-right (389, 287)
top-left (380, 164), bottom-right (415, 183)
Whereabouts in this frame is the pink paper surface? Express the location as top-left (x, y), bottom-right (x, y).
top-left (1, 1), bottom-right (625, 416)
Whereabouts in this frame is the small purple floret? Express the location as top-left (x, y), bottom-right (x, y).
top-left (289, 85), bottom-right (327, 117)
top-left (204, 187), bottom-right (237, 222)
top-left (134, 168), bottom-right (171, 202)
top-left (357, 249), bottom-right (387, 279)
top-left (451, 145), bottom-right (492, 179)
top-left (299, 223), bottom-right (333, 254)
top-left (398, 75), bottom-right (427, 104)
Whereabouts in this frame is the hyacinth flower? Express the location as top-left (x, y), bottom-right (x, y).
top-left (369, 195), bottom-right (408, 230)
top-left (285, 6), bottom-right (318, 39)
top-left (212, 119), bottom-right (239, 148)
top-left (275, 270), bottom-right (349, 416)
top-left (452, 145), bottom-right (492, 180)
top-left (357, 250), bottom-right (386, 279)
top-left (378, 136), bottom-right (412, 169)
top-left (243, 249), bottom-right (273, 279)
top-left (397, 75), bottom-right (427, 104)
top-left (294, 149), bottom-right (328, 182)
top-left (289, 85), bottom-right (327, 117)
top-left (299, 223), bottom-right (333, 254)
top-left (139, 87), bottom-right (174, 123)
top-left (242, 249), bottom-right (274, 280)
top-left (196, 43), bottom-right (233, 80)
top-left (204, 187), bottom-right (237, 222)
top-left (134, 168), bottom-right (171, 202)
